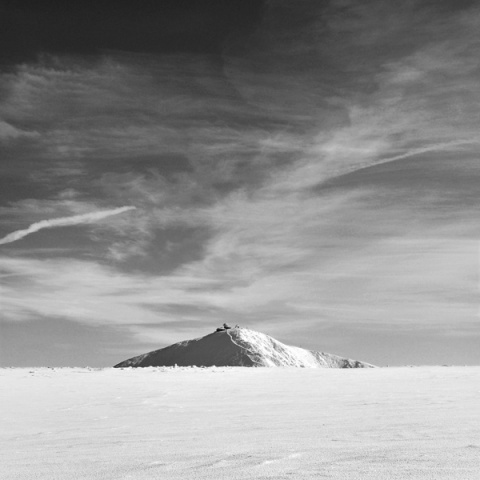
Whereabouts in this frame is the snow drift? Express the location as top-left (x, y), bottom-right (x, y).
top-left (114, 328), bottom-right (374, 368)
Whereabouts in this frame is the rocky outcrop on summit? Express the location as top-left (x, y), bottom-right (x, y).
top-left (114, 328), bottom-right (374, 368)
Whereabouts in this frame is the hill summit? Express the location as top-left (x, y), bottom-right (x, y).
top-left (114, 327), bottom-right (374, 368)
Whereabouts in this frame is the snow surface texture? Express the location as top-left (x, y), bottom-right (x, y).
top-left (1, 367), bottom-right (479, 479)
top-left (114, 327), bottom-right (373, 368)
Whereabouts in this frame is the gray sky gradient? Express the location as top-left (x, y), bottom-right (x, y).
top-left (1, 0), bottom-right (480, 366)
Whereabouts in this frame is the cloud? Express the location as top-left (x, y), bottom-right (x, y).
top-left (0, 208), bottom-right (477, 343)
top-left (0, 120), bottom-right (39, 141)
top-left (0, 206), bottom-right (136, 246)
top-left (222, 0), bottom-right (480, 190)
top-left (0, 54), bottom-right (279, 159)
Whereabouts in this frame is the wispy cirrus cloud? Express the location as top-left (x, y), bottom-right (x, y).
top-left (0, 209), bottom-right (478, 348)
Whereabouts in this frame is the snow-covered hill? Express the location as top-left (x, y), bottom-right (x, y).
top-left (114, 328), bottom-right (374, 368)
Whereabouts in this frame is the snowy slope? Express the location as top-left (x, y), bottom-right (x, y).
top-left (114, 327), bottom-right (373, 368)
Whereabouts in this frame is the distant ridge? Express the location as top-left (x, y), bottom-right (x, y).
top-left (114, 327), bottom-right (374, 368)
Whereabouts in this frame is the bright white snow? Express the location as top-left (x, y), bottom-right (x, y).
top-left (1, 367), bottom-right (479, 479)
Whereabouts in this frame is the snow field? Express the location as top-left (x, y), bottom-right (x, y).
top-left (1, 367), bottom-right (479, 479)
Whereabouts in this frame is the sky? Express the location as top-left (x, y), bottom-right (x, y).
top-left (1, 0), bottom-right (479, 367)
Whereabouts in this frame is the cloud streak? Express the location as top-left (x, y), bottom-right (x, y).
top-left (330, 139), bottom-right (480, 180)
top-left (0, 206), bottom-right (136, 246)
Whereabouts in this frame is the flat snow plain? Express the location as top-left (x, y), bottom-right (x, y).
top-left (1, 367), bottom-right (479, 479)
